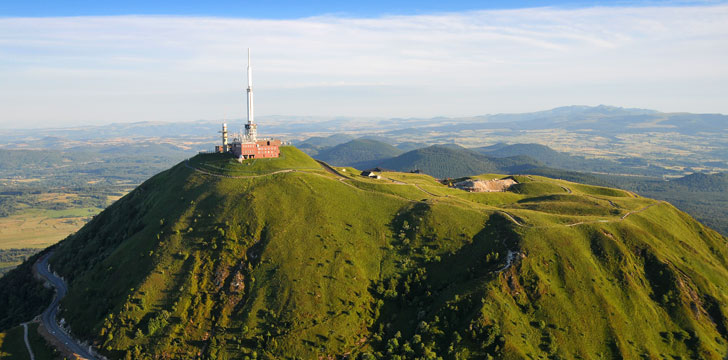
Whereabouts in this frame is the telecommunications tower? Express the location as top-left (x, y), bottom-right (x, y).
top-left (213, 48), bottom-right (280, 159)
top-left (244, 48), bottom-right (257, 142)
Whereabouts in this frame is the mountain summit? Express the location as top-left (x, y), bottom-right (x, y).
top-left (4, 146), bottom-right (727, 359)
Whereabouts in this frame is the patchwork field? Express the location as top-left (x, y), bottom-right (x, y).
top-left (0, 209), bottom-right (96, 250)
top-left (0, 191), bottom-right (126, 276)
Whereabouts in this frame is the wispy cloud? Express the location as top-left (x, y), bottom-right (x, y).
top-left (1, 4), bottom-right (727, 128)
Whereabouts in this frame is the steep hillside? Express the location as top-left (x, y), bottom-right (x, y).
top-left (629, 172), bottom-right (728, 236)
top-left (0, 250), bottom-right (53, 330)
top-left (5, 146), bottom-right (727, 359)
top-left (316, 139), bottom-right (404, 166)
top-left (360, 145), bottom-right (540, 178)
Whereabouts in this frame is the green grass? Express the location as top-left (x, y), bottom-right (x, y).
top-left (469, 173), bottom-right (511, 181)
top-left (345, 179), bottom-right (431, 201)
top-left (382, 171), bottom-right (443, 186)
top-left (332, 166), bottom-right (361, 176)
top-left (189, 146), bottom-right (322, 176)
top-left (36, 148), bottom-right (728, 359)
top-left (451, 190), bottom-right (524, 206)
top-left (36, 207), bottom-right (99, 218)
top-left (26, 323), bottom-right (58, 360)
top-left (569, 182), bottom-right (633, 197)
top-left (510, 194), bottom-right (621, 216)
top-left (509, 181), bottom-right (568, 195)
top-left (0, 323), bottom-right (60, 360)
top-left (0, 326), bottom-right (30, 360)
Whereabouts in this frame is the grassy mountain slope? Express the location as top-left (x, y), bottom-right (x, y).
top-left (316, 139), bottom-right (404, 166)
top-left (359, 145), bottom-right (540, 178)
top-left (357, 144), bottom-right (728, 237)
top-left (11, 146), bottom-right (725, 359)
top-left (630, 172), bottom-right (728, 236)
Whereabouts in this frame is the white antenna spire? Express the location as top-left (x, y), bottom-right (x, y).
top-left (247, 48), bottom-right (252, 88)
top-left (244, 48), bottom-right (257, 141)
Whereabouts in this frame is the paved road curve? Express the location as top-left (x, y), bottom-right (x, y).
top-left (35, 254), bottom-right (96, 360)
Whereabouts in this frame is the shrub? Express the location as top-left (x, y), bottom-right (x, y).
top-left (147, 310), bottom-right (171, 336)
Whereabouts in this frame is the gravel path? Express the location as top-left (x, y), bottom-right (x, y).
top-left (22, 322), bottom-right (35, 360)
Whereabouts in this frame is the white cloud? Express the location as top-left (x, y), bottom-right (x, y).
top-left (0, 5), bottom-right (727, 128)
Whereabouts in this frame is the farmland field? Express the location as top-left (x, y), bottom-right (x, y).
top-left (0, 209), bottom-right (95, 249)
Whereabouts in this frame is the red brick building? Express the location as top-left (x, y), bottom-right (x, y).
top-left (229, 139), bottom-right (281, 159)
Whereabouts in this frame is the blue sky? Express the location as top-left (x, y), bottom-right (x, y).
top-left (1, 0), bottom-right (721, 17)
top-left (1, 1), bottom-right (727, 128)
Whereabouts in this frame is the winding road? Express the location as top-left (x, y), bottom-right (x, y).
top-left (35, 254), bottom-right (96, 360)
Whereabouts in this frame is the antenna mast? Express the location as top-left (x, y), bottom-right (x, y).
top-left (244, 48), bottom-right (257, 142)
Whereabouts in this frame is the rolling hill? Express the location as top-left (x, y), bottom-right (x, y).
top-left (355, 144), bottom-right (541, 178)
top-left (1, 146), bottom-right (727, 359)
top-left (475, 143), bottom-right (593, 167)
top-left (629, 172), bottom-right (728, 236)
top-left (315, 139), bottom-right (404, 166)
top-left (672, 172), bottom-right (728, 192)
top-left (474, 143), bottom-right (673, 176)
top-left (351, 143), bottom-right (728, 236)
top-left (295, 134), bottom-right (357, 157)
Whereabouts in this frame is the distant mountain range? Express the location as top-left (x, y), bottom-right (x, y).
top-left (3, 104), bottom-right (726, 175)
top-left (3, 104), bottom-right (726, 143)
top-left (424, 105), bottom-right (726, 136)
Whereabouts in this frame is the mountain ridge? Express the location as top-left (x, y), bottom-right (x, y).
top-left (315, 139), bottom-right (404, 166)
top-left (353, 144), bottom-right (541, 178)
